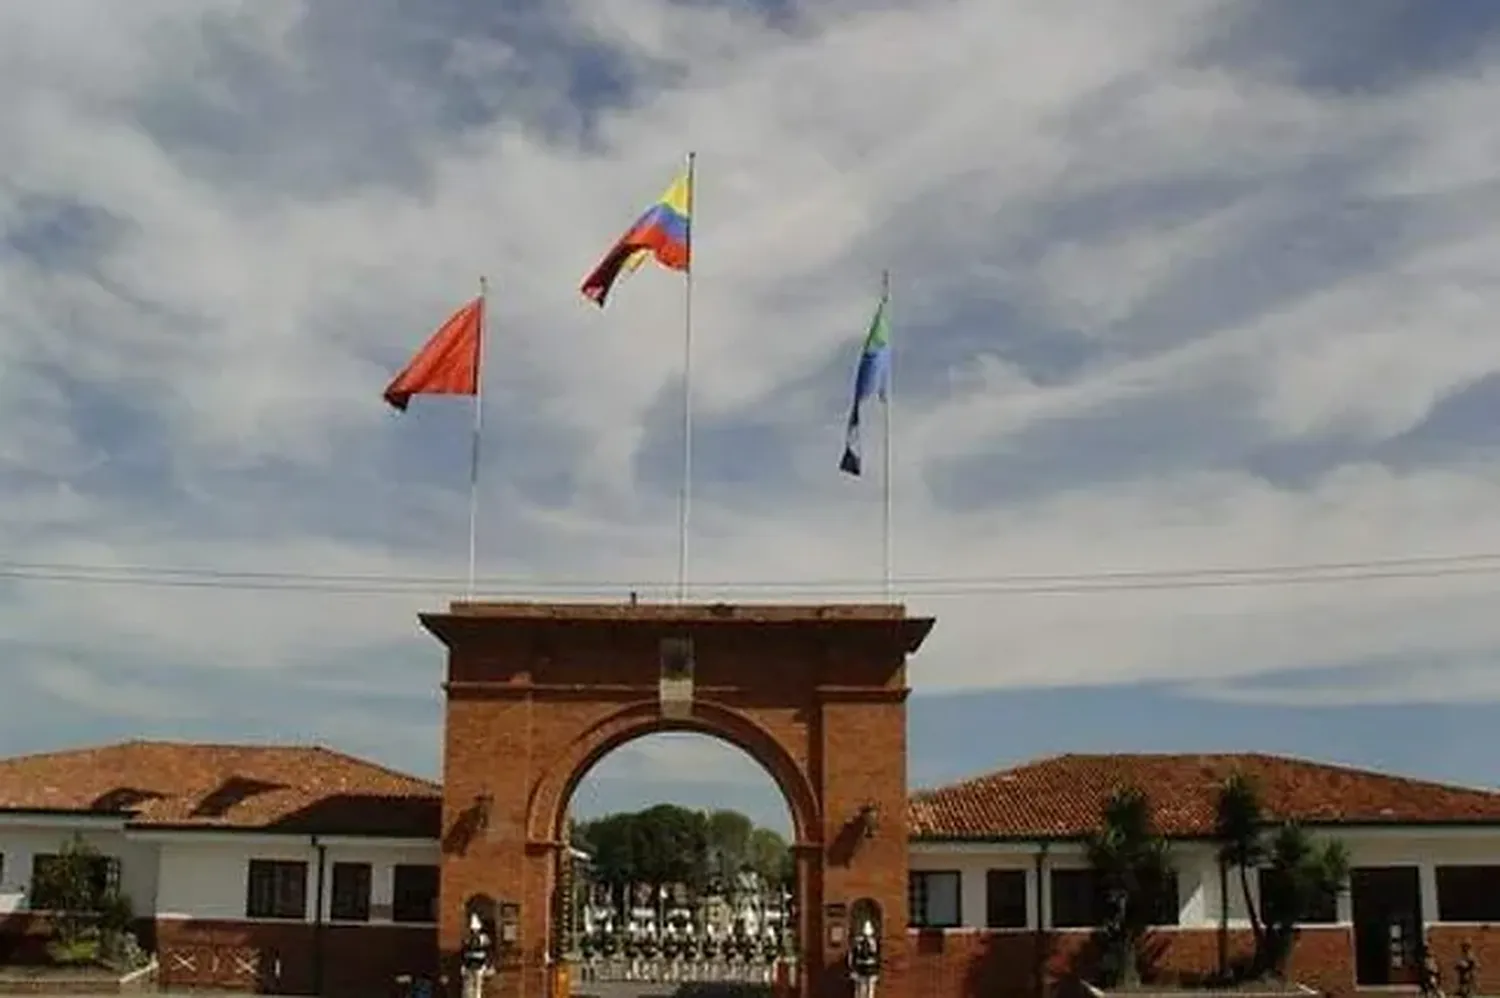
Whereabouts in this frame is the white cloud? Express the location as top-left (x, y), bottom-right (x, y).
top-left (583, 733), bottom-right (775, 788)
top-left (3, 0), bottom-right (1500, 776)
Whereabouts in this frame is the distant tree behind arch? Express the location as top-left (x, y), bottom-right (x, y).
top-left (574, 806), bottom-right (790, 893)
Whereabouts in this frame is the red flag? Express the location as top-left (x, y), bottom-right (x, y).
top-left (383, 297), bottom-right (483, 411)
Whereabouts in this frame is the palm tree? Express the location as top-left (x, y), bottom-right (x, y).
top-left (1259, 823), bottom-right (1351, 979)
top-left (1086, 786), bottom-right (1173, 987)
top-left (1213, 772), bottom-right (1351, 981)
top-left (1213, 772), bottom-right (1267, 977)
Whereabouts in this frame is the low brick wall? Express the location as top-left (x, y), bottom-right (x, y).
top-left (1424, 925), bottom-right (1500, 998)
top-left (156, 917), bottom-right (438, 995)
top-left (905, 927), bottom-right (1356, 998)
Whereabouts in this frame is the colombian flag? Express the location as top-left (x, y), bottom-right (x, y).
top-left (580, 165), bottom-right (692, 307)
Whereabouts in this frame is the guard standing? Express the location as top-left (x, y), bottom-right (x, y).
top-left (848, 920), bottom-right (880, 998)
top-left (461, 912), bottom-right (494, 998)
top-left (1454, 940), bottom-right (1477, 998)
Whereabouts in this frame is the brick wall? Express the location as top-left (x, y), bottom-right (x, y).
top-left (428, 605), bottom-right (928, 998)
top-left (155, 918), bottom-right (436, 995)
top-left (1426, 925), bottom-right (1500, 998)
top-left (906, 927), bottom-right (1356, 998)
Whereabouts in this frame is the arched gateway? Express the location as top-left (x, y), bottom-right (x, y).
top-left (420, 602), bottom-right (934, 998)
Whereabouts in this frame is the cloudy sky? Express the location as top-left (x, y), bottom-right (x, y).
top-left (5, 0), bottom-right (1500, 833)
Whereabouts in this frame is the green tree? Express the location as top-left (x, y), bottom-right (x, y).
top-left (746, 826), bottom-right (792, 888)
top-left (1214, 772), bottom-right (1267, 978)
top-left (630, 804), bottom-right (709, 891)
top-left (1258, 824), bottom-right (1350, 979)
top-left (705, 810), bottom-right (753, 887)
top-left (28, 834), bottom-right (133, 965)
top-left (1085, 786), bottom-right (1173, 987)
top-left (1213, 772), bottom-right (1350, 981)
top-left (582, 813), bottom-right (640, 904)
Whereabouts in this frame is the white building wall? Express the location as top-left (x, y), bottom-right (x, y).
top-left (910, 827), bottom-right (1500, 931)
top-left (0, 818), bottom-right (159, 918)
top-left (1, 818), bottom-right (440, 925)
top-left (154, 835), bottom-right (313, 921)
top-left (149, 833), bottom-right (441, 923)
top-left (314, 839), bottom-right (443, 924)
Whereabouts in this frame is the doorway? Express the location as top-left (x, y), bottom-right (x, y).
top-left (1350, 866), bottom-right (1422, 987)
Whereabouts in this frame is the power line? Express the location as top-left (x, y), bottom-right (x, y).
top-left (0, 550), bottom-right (1499, 598)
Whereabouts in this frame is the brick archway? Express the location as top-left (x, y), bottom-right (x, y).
top-left (421, 602), bottom-right (934, 998)
top-left (525, 698), bottom-right (820, 845)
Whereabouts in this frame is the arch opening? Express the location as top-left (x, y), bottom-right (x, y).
top-left (542, 716), bottom-right (809, 994)
top-left (526, 699), bottom-right (819, 847)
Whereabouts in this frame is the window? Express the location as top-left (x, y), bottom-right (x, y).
top-left (392, 865), bottom-right (439, 924)
top-left (330, 862), bottom-right (372, 922)
top-left (1050, 869), bottom-right (1102, 928)
top-left (1257, 867), bottom-right (1338, 925)
top-left (1436, 866), bottom-right (1500, 923)
top-left (908, 870), bottom-right (961, 928)
top-left (985, 869), bottom-right (1028, 929)
top-left (246, 860), bottom-right (308, 920)
top-left (29, 854), bottom-right (121, 910)
top-left (1146, 870), bottom-right (1181, 926)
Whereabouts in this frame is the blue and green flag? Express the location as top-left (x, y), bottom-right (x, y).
top-left (839, 290), bottom-right (891, 477)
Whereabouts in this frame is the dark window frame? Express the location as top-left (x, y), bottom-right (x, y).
top-left (329, 862), bottom-right (373, 923)
top-left (1050, 867), bottom-right (1180, 928)
top-left (1050, 868), bottom-right (1103, 928)
top-left (392, 864), bottom-right (440, 924)
top-left (1435, 865), bottom-right (1500, 923)
top-left (908, 870), bottom-right (962, 929)
top-left (246, 859), bottom-right (308, 920)
top-left (1147, 869), bottom-right (1181, 927)
top-left (985, 869), bottom-right (1028, 929)
top-left (1257, 866), bottom-right (1339, 925)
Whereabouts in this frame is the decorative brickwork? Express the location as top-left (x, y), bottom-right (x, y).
top-left (154, 918), bottom-right (436, 995)
top-left (422, 601), bottom-right (934, 998)
top-left (906, 927), bottom-right (1356, 998)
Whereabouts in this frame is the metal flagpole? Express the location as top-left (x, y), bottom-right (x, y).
top-left (676, 151), bottom-right (697, 603)
top-left (467, 275), bottom-right (488, 601)
top-left (881, 269), bottom-right (893, 599)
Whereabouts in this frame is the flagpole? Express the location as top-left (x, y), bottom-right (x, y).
top-left (881, 269), bottom-right (893, 600)
top-left (467, 276), bottom-right (488, 601)
top-left (676, 151), bottom-right (697, 603)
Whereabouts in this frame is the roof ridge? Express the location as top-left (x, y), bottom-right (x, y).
top-left (0, 739), bottom-right (135, 765)
top-left (306, 745), bottom-right (442, 792)
top-left (911, 752), bottom-right (1086, 797)
top-left (910, 750), bottom-right (1500, 801)
top-left (124, 738), bottom-right (324, 752)
top-left (1251, 751), bottom-right (1500, 797)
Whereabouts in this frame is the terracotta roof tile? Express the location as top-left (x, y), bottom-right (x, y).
top-left (908, 753), bottom-right (1500, 840)
top-left (0, 740), bottom-right (440, 838)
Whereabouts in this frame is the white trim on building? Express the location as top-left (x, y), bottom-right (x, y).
top-left (0, 816), bottom-right (441, 925)
top-left (907, 826), bottom-right (1500, 933)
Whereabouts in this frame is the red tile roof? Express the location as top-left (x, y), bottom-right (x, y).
top-left (908, 753), bottom-right (1500, 840)
top-left (0, 740), bottom-right (440, 839)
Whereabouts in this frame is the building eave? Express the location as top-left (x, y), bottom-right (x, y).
top-left (0, 808), bottom-right (130, 829)
top-left (910, 819), bottom-right (1500, 845)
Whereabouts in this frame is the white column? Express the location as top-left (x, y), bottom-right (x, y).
top-left (961, 867), bottom-right (984, 929)
top-left (1418, 862), bottom-right (1440, 924)
top-left (1037, 855), bottom-right (1052, 930)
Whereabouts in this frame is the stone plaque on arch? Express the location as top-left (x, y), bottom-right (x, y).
top-left (658, 635), bottom-right (694, 719)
